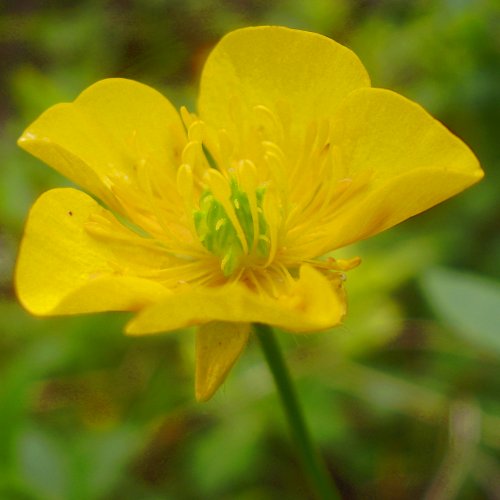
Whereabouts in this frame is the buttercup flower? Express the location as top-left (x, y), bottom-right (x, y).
top-left (16, 27), bottom-right (483, 401)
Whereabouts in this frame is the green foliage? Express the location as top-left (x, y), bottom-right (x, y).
top-left (421, 267), bottom-right (500, 354)
top-left (0, 1), bottom-right (498, 498)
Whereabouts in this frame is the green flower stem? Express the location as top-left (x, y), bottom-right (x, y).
top-left (254, 323), bottom-right (342, 500)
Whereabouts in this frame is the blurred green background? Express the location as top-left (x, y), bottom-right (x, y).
top-left (1, 1), bottom-right (499, 499)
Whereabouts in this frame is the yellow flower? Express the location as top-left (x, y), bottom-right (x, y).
top-left (16, 27), bottom-right (483, 401)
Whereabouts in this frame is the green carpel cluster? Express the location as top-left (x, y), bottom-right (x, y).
top-left (194, 178), bottom-right (269, 276)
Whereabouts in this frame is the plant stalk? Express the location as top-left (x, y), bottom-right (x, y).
top-left (254, 323), bottom-right (342, 500)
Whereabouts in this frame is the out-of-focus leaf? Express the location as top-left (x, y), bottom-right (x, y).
top-left (0, 326), bottom-right (69, 470)
top-left (188, 414), bottom-right (263, 496)
top-left (421, 267), bottom-right (500, 354)
top-left (18, 426), bottom-right (70, 499)
top-left (0, 480), bottom-right (45, 500)
top-left (71, 426), bottom-right (146, 500)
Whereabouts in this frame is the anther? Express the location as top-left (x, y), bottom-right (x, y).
top-left (180, 106), bottom-right (195, 129)
top-left (182, 140), bottom-right (202, 167)
top-left (176, 164), bottom-right (194, 201)
top-left (254, 105), bottom-right (284, 143)
top-left (188, 121), bottom-right (205, 142)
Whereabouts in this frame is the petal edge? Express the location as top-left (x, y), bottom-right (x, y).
top-left (196, 322), bottom-right (250, 402)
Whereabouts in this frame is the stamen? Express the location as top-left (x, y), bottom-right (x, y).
top-left (182, 140), bottom-right (202, 168)
top-left (188, 121), bottom-right (204, 141)
top-left (176, 163), bottom-right (194, 201)
top-left (262, 191), bottom-right (280, 266)
top-left (180, 106), bottom-right (195, 129)
top-left (254, 105), bottom-right (284, 144)
top-left (205, 169), bottom-right (249, 254)
top-left (263, 149), bottom-right (286, 194)
top-left (238, 160), bottom-right (260, 252)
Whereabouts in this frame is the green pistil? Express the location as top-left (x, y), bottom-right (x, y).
top-left (193, 178), bottom-right (270, 276)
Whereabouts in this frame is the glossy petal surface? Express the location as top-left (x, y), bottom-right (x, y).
top-left (18, 79), bottom-right (186, 212)
top-left (310, 88), bottom-right (484, 253)
top-left (16, 188), bottom-right (169, 315)
top-left (126, 265), bottom-right (345, 335)
top-left (199, 26), bottom-right (370, 143)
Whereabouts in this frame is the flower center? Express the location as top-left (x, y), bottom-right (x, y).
top-left (168, 102), bottom-right (364, 287)
top-left (193, 173), bottom-right (270, 276)
top-left (84, 101), bottom-right (362, 292)
top-left (175, 107), bottom-right (286, 279)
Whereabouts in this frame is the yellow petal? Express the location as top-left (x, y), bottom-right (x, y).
top-left (50, 275), bottom-right (169, 315)
top-left (126, 264), bottom-right (346, 335)
top-left (316, 88), bottom-right (484, 251)
top-left (195, 322), bottom-right (250, 402)
top-left (18, 78), bottom-right (186, 211)
top-left (198, 26), bottom-right (370, 140)
top-left (16, 188), bottom-right (168, 315)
